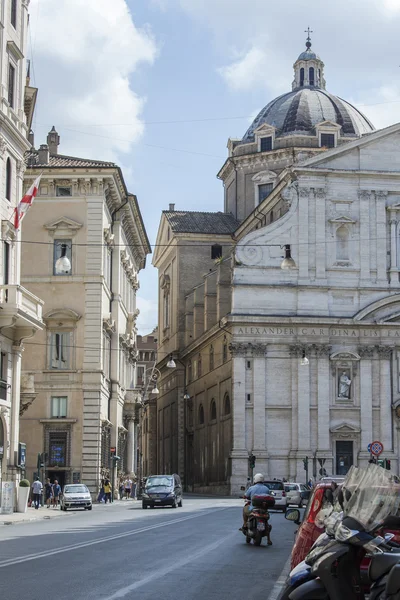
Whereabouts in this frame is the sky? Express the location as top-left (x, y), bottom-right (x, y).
top-left (28, 0), bottom-right (400, 333)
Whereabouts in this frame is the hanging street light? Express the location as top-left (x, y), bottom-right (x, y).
top-left (55, 243), bottom-right (71, 275)
top-left (280, 244), bottom-right (297, 270)
top-left (166, 355), bottom-right (176, 368)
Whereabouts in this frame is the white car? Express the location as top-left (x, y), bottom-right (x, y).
top-left (284, 482), bottom-right (310, 507)
top-left (61, 484), bottom-right (92, 511)
top-left (263, 480), bottom-right (287, 511)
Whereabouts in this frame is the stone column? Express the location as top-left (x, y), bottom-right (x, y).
top-left (377, 346), bottom-right (393, 452)
top-left (298, 188), bottom-right (310, 280)
top-left (289, 344), bottom-right (311, 479)
top-left (9, 344), bottom-right (23, 478)
top-left (315, 188), bottom-right (327, 281)
top-left (359, 190), bottom-right (371, 283)
top-left (389, 216), bottom-right (399, 286)
top-left (376, 191), bottom-right (389, 284)
top-left (358, 346), bottom-right (374, 455)
top-left (316, 345), bottom-right (331, 451)
top-left (252, 343), bottom-right (268, 468)
top-left (229, 342), bottom-right (248, 494)
top-left (125, 415), bottom-right (135, 474)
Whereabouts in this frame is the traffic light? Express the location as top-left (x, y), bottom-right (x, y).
top-left (386, 459), bottom-right (391, 471)
top-left (249, 454), bottom-right (256, 469)
top-left (303, 456), bottom-right (309, 471)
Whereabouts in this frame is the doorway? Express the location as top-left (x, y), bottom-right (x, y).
top-left (336, 441), bottom-right (353, 475)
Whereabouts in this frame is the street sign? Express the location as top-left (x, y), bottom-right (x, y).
top-left (318, 458), bottom-right (326, 467)
top-left (368, 444), bottom-right (371, 452)
top-left (0, 482), bottom-right (14, 514)
top-left (370, 441), bottom-right (384, 456)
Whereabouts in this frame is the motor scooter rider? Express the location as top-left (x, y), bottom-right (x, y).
top-left (241, 473), bottom-right (271, 531)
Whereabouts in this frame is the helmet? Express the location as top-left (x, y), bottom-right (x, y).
top-left (254, 473), bottom-right (264, 484)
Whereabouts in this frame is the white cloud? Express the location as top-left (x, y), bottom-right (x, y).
top-left (218, 46), bottom-right (268, 91)
top-left (29, 0), bottom-right (157, 162)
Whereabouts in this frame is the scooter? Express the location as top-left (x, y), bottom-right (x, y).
top-left (241, 494), bottom-right (274, 546)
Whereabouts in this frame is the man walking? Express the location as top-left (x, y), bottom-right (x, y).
top-left (124, 477), bottom-right (133, 499)
top-left (104, 479), bottom-right (111, 503)
top-left (44, 478), bottom-right (53, 508)
top-left (31, 477), bottom-right (43, 509)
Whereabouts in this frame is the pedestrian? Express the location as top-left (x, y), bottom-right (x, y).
top-left (130, 477), bottom-right (137, 500)
top-left (104, 478), bottom-right (111, 503)
top-left (31, 477), bottom-right (43, 510)
top-left (44, 478), bottom-right (53, 509)
top-left (97, 479), bottom-right (105, 503)
top-left (52, 479), bottom-right (61, 508)
top-left (124, 476), bottom-right (133, 499)
top-left (119, 478), bottom-right (124, 499)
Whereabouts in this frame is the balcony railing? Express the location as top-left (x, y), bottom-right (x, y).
top-left (0, 284), bottom-right (44, 324)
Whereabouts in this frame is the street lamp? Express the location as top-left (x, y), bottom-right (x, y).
top-left (183, 391), bottom-right (190, 401)
top-left (280, 244), bottom-right (297, 270)
top-left (55, 243), bottom-right (72, 275)
top-left (300, 348), bottom-right (309, 366)
top-left (166, 355), bottom-right (176, 368)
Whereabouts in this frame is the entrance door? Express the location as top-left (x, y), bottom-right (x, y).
top-left (336, 441), bottom-right (353, 475)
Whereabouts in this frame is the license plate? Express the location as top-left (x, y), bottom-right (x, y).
top-left (155, 499), bottom-right (161, 502)
top-left (257, 521), bottom-right (266, 531)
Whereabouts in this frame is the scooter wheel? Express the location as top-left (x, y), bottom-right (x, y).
top-left (254, 532), bottom-right (262, 546)
top-left (246, 537), bottom-right (251, 544)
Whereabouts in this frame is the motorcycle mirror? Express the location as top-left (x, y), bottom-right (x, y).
top-left (285, 508), bottom-right (301, 524)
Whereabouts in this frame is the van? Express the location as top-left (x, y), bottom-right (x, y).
top-left (142, 474), bottom-right (183, 509)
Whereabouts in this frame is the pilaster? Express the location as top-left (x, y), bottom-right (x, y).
top-left (252, 343), bottom-right (268, 462)
top-left (316, 344), bottom-right (331, 451)
top-left (229, 342), bottom-right (248, 494)
top-left (377, 345), bottom-right (393, 452)
top-left (358, 346), bottom-right (374, 452)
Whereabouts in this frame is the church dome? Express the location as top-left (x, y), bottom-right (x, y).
top-left (242, 88), bottom-right (374, 142)
top-left (241, 34), bottom-right (374, 144)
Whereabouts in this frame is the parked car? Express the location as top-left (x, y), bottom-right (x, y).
top-left (285, 479), bottom-right (400, 574)
top-left (142, 474), bottom-right (183, 509)
top-left (263, 480), bottom-right (287, 511)
top-left (284, 482), bottom-right (310, 507)
top-left (61, 484), bottom-right (92, 511)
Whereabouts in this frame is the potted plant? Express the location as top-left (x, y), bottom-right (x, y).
top-left (17, 479), bottom-right (30, 513)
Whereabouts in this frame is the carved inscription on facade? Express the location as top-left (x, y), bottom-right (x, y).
top-left (236, 326), bottom-right (400, 338)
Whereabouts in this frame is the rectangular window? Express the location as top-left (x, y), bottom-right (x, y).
top-left (258, 183), bottom-right (273, 204)
top-left (164, 293), bottom-right (170, 328)
top-left (246, 360), bottom-right (252, 370)
top-left (247, 394), bottom-right (251, 402)
top-left (56, 186), bottom-right (72, 197)
top-left (50, 332), bottom-right (70, 369)
top-left (320, 133), bottom-right (335, 148)
top-left (51, 396), bottom-right (67, 418)
top-left (0, 352), bottom-right (7, 381)
top-left (11, 0), bottom-right (17, 28)
top-left (53, 239), bottom-right (72, 275)
top-left (260, 136), bottom-right (272, 152)
top-left (8, 64), bottom-right (15, 108)
top-left (102, 332), bottom-right (111, 380)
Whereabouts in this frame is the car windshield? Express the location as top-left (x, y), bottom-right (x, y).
top-left (64, 485), bottom-right (88, 494)
top-left (146, 477), bottom-right (173, 488)
top-left (265, 482), bottom-right (284, 490)
top-left (285, 485), bottom-right (298, 492)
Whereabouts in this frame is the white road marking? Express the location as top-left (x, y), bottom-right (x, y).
top-left (106, 532), bottom-right (237, 599)
top-left (0, 508), bottom-right (226, 568)
top-left (268, 555), bottom-right (292, 600)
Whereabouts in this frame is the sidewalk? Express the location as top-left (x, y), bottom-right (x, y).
top-left (0, 498), bottom-right (138, 526)
top-left (0, 505), bottom-right (71, 526)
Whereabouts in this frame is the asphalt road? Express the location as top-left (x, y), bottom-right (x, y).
top-left (0, 497), bottom-right (297, 600)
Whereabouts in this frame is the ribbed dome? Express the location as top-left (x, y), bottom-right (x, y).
top-left (297, 49), bottom-right (319, 60)
top-left (242, 87), bottom-right (375, 143)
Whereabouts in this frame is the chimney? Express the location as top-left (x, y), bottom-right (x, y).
top-left (169, 203), bottom-right (175, 211)
top-left (38, 144), bottom-right (49, 164)
top-left (47, 126), bottom-right (60, 155)
top-left (28, 129), bottom-right (35, 148)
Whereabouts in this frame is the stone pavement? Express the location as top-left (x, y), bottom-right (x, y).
top-left (0, 499), bottom-right (131, 526)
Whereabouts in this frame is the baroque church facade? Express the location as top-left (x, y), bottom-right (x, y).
top-left (153, 36), bottom-right (400, 495)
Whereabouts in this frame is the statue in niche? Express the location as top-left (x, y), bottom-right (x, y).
top-left (338, 370), bottom-right (351, 399)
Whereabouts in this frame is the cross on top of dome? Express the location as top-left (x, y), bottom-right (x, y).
top-left (292, 29), bottom-right (326, 90)
top-left (305, 26), bottom-right (313, 49)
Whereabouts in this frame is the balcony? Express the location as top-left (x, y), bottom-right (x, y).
top-left (0, 285), bottom-right (44, 330)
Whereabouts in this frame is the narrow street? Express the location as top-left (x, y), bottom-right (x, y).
top-left (0, 498), bottom-right (295, 600)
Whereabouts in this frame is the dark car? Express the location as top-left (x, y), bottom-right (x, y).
top-left (142, 474), bottom-right (183, 509)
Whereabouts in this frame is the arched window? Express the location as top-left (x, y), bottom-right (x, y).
top-left (199, 404), bottom-right (204, 425)
top-left (188, 360), bottom-right (192, 382)
top-left (309, 67), bottom-right (315, 86)
top-left (209, 345), bottom-right (214, 371)
top-left (198, 353), bottom-right (202, 378)
top-left (5, 158), bottom-right (11, 201)
top-left (336, 226), bottom-right (349, 261)
top-left (300, 67), bottom-right (304, 86)
top-left (210, 399), bottom-right (217, 421)
top-left (224, 394), bottom-right (231, 416)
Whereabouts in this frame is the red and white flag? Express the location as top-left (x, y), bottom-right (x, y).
top-left (13, 173), bottom-right (42, 231)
